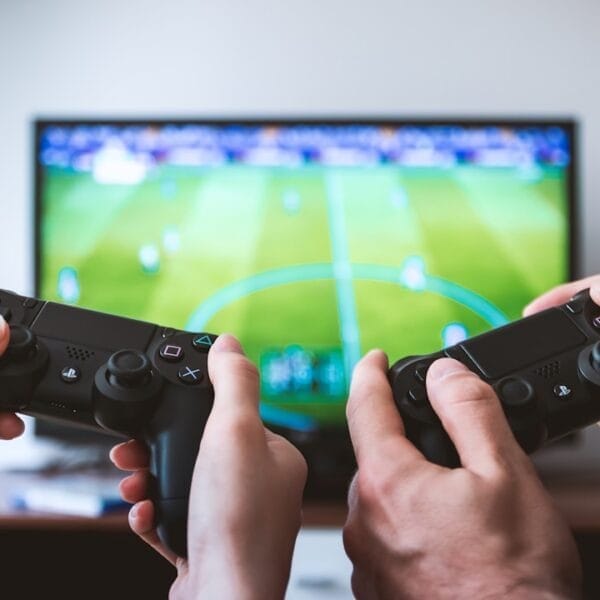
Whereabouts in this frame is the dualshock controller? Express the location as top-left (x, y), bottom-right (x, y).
top-left (0, 289), bottom-right (218, 557)
top-left (390, 289), bottom-right (600, 467)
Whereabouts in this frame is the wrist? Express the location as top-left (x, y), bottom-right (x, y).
top-left (479, 574), bottom-right (580, 600)
top-left (171, 545), bottom-right (293, 600)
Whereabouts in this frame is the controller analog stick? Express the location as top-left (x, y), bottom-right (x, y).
top-left (107, 349), bottom-right (152, 388)
top-left (6, 325), bottom-right (37, 361)
top-left (592, 342), bottom-right (600, 371)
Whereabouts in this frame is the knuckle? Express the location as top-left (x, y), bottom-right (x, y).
top-left (218, 352), bottom-right (260, 386)
top-left (440, 372), bottom-right (496, 406)
top-left (355, 466), bottom-right (395, 508)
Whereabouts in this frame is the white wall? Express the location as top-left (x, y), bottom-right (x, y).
top-left (1, 0), bottom-right (599, 293)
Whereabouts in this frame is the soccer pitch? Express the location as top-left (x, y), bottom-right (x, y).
top-left (39, 163), bottom-right (568, 428)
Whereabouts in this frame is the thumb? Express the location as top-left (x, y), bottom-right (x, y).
top-left (0, 316), bottom-right (8, 356)
top-left (207, 333), bottom-right (261, 419)
top-left (426, 358), bottom-right (525, 474)
top-left (591, 282), bottom-right (600, 307)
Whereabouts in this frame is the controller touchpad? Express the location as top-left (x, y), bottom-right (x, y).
top-left (461, 310), bottom-right (586, 379)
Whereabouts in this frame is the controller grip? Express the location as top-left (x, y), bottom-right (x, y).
top-left (145, 385), bottom-right (214, 557)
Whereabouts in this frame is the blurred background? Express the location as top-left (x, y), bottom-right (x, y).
top-left (1, 1), bottom-right (600, 598)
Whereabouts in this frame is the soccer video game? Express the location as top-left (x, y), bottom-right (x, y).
top-left (36, 120), bottom-right (574, 434)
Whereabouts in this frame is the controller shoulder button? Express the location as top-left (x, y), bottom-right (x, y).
top-left (407, 385), bottom-right (428, 406)
top-left (22, 298), bottom-right (38, 309)
top-left (414, 363), bottom-right (430, 383)
top-left (566, 298), bottom-right (585, 314)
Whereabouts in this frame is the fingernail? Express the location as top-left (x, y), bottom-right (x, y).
top-left (0, 315), bottom-right (6, 335)
top-left (211, 333), bottom-right (243, 354)
top-left (427, 358), bottom-right (469, 381)
top-left (591, 285), bottom-right (600, 305)
top-left (129, 504), bottom-right (139, 521)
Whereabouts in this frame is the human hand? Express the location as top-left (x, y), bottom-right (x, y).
top-left (343, 351), bottom-right (582, 599)
top-left (523, 274), bottom-right (600, 316)
top-left (0, 316), bottom-right (25, 440)
top-left (110, 334), bottom-right (308, 600)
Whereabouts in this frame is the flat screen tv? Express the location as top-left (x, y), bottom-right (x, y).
top-left (34, 118), bottom-right (578, 494)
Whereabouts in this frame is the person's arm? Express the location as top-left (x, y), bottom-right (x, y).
top-left (111, 334), bottom-right (307, 600)
top-left (0, 316), bottom-right (25, 440)
top-left (343, 351), bottom-right (582, 599)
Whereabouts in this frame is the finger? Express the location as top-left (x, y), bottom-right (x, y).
top-left (426, 358), bottom-right (525, 474)
top-left (0, 315), bottom-right (9, 356)
top-left (128, 500), bottom-right (179, 566)
top-left (0, 412), bottom-right (25, 440)
top-left (207, 333), bottom-right (261, 421)
top-left (109, 439), bottom-right (150, 471)
top-left (119, 470), bottom-right (150, 503)
top-left (346, 350), bottom-right (425, 467)
top-left (523, 276), bottom-right (600, 316)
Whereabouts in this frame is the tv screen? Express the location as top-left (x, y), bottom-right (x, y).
top-left (34, 118), bottom-right (577, 485)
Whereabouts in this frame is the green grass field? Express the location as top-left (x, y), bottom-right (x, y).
top-left (39, 163), bottom-right (569, 428)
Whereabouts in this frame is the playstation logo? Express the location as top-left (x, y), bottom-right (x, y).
top-left (61, 366), bottom-right (81, 384)
top-left (553, 384), bottom-right (572, 399)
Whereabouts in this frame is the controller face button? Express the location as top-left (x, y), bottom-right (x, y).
top-left (160, 343), bottom-right (185, 362)
top-left (61, 366), bottom-right (81, 384)
top-left (407, 385), bottom-right (428, 407)
top-left (107, 349), bottom-right (152, 387)
top-left (0, 306), bottom-right (12, 321)
top-left (593, 316), bottom-right (600, 330)
top-left (192, 334), bottom-right (216, 352)
top-left (178, 366), bottom-right (204, 385)
top-left (553, 383), bottom-right (572, 399)
top-left (498, 378), bottom-right (535, 410)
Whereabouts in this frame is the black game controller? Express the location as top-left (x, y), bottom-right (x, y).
top-left (0, 289), bottom-right (218, 557)
top-left (389, 289), bottom-right (600, 467)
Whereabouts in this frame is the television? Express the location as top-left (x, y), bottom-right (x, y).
top-left (33, 118), bottom-right (578, 494)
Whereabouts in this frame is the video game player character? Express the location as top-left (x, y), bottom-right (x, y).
top-left (1, 275), bottom-right (599, 599)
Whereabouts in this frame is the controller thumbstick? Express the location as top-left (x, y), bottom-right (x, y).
top-left (6, 325), bottom-right (37, 361)
top-left (107, 349), bottom-right (152, 388)
top-left (592, 342), bottom-right (600, 372)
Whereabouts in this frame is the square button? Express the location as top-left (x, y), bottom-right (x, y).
top-left (160, 343), bottom-right (184, 362)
